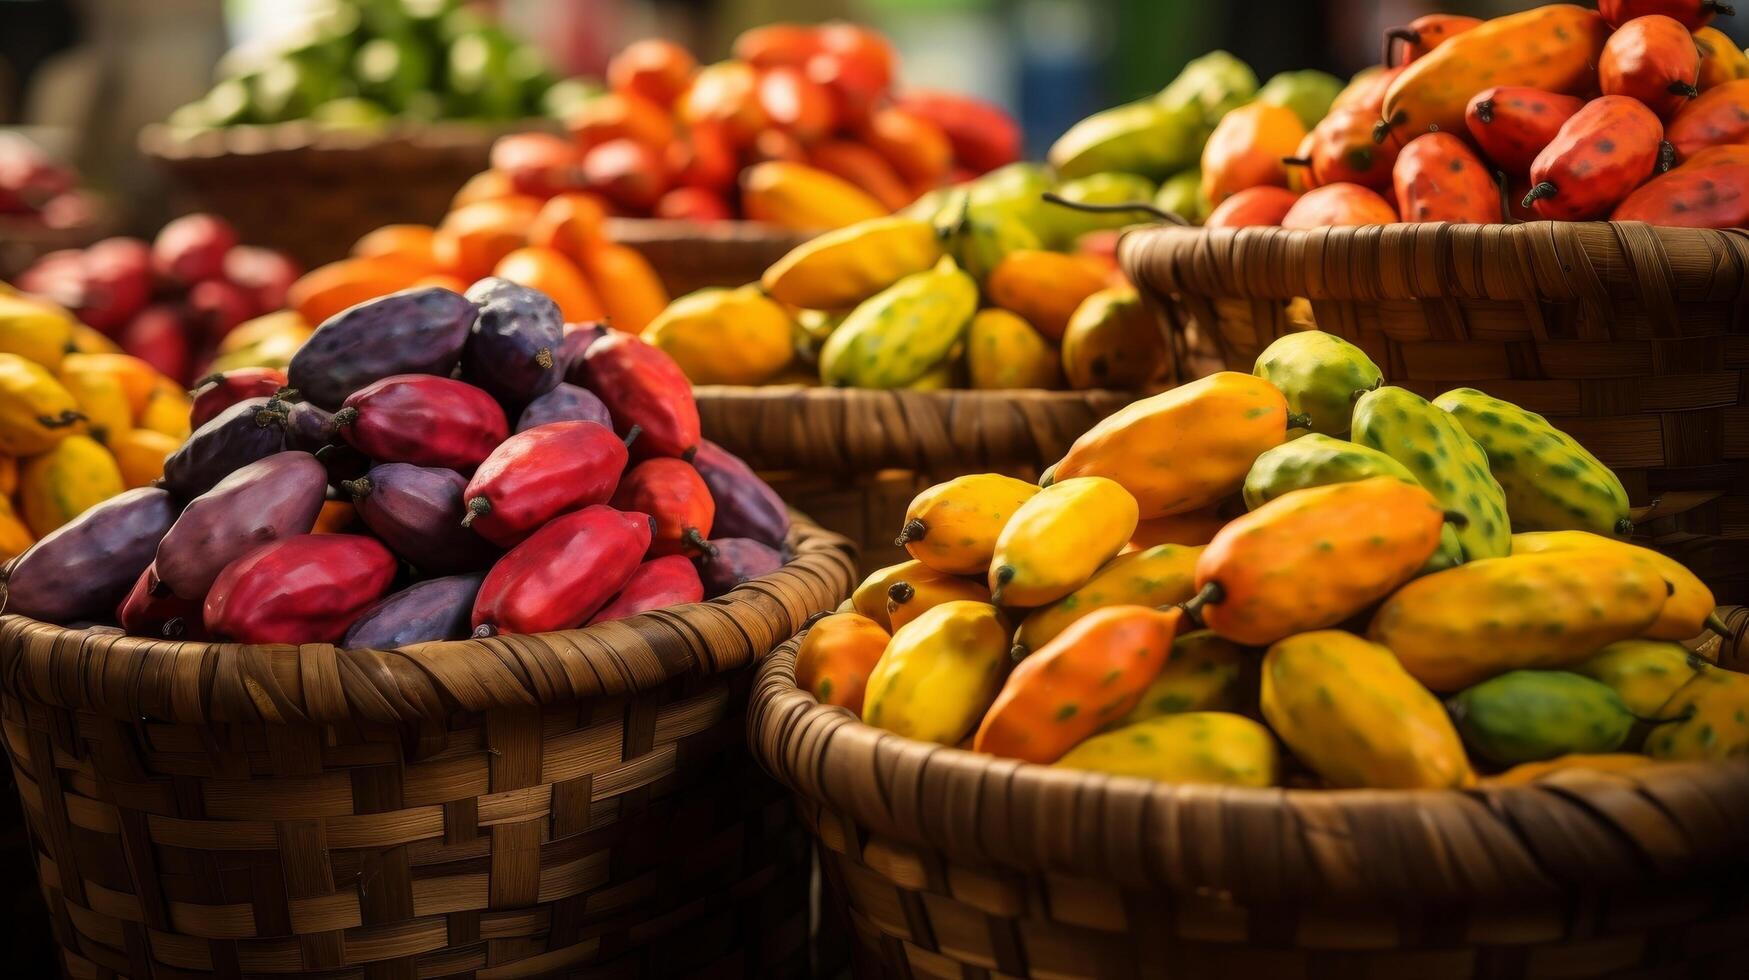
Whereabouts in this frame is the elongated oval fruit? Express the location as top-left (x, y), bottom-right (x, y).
top-left (287, 286), bottom-right (476, 409)
top-left (1600, 0), bottom-right (1733, 30)
top-left (335, 375), bottom-right (508, 470)
top-left (472, 505), bottom-right (652, 635)
top-left (1192, 477), bottom-right (1446, 646)
top-left (1369, 551), bottom-right (1669, 691)
top-left (612, 457), bottom-right (717, 557)
top-left (1644, 664), bottom-right (1749, 760)
top-left (515, 383), bottom-right (611, 432)
top-left (343, 573), bottom-right (485, 649)
top-left (1464, 86), bottom-right (1585, 175)
top-left (794, 612), bottom-right (891, 713)
top-left (641, 284), bottom-right (793, 386)
top-left (17, 434), bottom-right (123, 538)
top-left (343, 463), bottom-right (501, 575)
top-left (0, 352), bottom-right (85, 457)
top-left (204, 534), bottom-right (398, 644)
top-left (160, 396), bottom-right (289, 500)
top-left (464, 421), bottom-right (629, 547)
top-left (1485, 753), bottom-right (1655, 785)
top-left (1523, 96), bottom-right (1667, 220)
top-left (1599, 14), bottom-right (1702, 118)
top-left (1013, 543), bottom-right (1203, 658)
top-left (1449, 670), bottom-right (1634, 766)
top-left (1569, 639), bottom-right (1700, 719)
top-left (696, 537), bottom-right (782, 598)
top-left (762, 215), bottom-right (945, 310)
top-left (1392, 132), bottom-right (1498, 223)
top-left (862, 600), bottom-right (1009, 745)
top-left (1613, 144), bottom-right (1749, 227)
top-left (582, 331), bottom-right (700, 459)
top-left (155, 451), bottom-right (327, 600)
top-left (1251, 330), bottom-right (1380, 436)
top-left (897, 473), bottom-right (1039, 575)
top-left (1262, 630), bottom-right (1472, 789)
top-left (989, 476), bottom-right (1138, 607)
top-left (117, 562), bottom-right (205, 640)
top-left (1054, 711), bottom-right (1278, 787)
top-left (587, 554), bottom-right (704, 624)
top-left (1060, 287), bottom-right (1165, 391)
top-left (884, 566), bottom-right (991, 633)
top-left (1119, 631), bottom-right (1249, 724)
top-left (283, 400), bottom-right (337, 451)
top-left (190, 367), bottom-right (288, 430)
top-left (1511, 530), bottom-right (1717, 640)
top-left (1352, 385), bottom-right (1510, 562)
top-left (4, 486), bottom-right (174, 623)
top-left (1665, 80), bottom-right (1749, 158)
top-left (461, 277), bottom-right (564, 404)
top-left (818, 256), bottom-right (978, 389)
top-left (691, 440), bottom-right (789, 548)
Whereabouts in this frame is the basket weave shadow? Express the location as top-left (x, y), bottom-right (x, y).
top-left (1120, 221), bottom-right (1749, 603)
top-left (696, 386), bottom-right (1132, 573)
top-left (141, 121), bottom-right (557, 268)
top-left (604, 219), bottom-right (812, 297)
top-left (0, 513), bottom-right (855, 979)
top-left (750, 608), bottom-right (1749, 979)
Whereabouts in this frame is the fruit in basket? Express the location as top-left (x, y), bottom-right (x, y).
top-left (1613, 144), bottom-right (1749, 225)
top-left (1644, 663), bottom-right (1749, 759)
top-left (1486, 753), bottom-right (1655, 784)
top-left (1255, 70), bottom-right (1344, 130)
top-left (1153, 169), bottom-right (1211, 224)
top-left (462, 278), bottom-right (563, 403)
top-left (696, 536), bottom-right (783, 597)
top-left (110, 429), bottom-right (179, 489)
top-left (1012, 544), bottom-right (1203, 659)
top-left (344, 573), bottom-right (485, 648)
top-left (1377, 5), bottom-right (1610, 141)
top-left (762, 216), bottom-right (943, 310)
top-left (1307, 106), bottom-right (1400, 190)
top-left (287, 286), bottom-right (475, 409)
top-left (850, 560), bottom-right (920, 629)
top-left (1392, 133), bottom-right (1498, 223)
top-left (1120, 631), bottom-right (1249, 722)
top-left (1353, 386), bottom-right (1509, 561)
top-left (2, 486), bottom-right (175, 623)
top-left (1571, 639), bottom-right (1701, 718)
top-left (1693, 26), bottom-right (1749, 90)
top-left (1370, 552), bottom-right (1670, 691)
top-left (471, 505), bottom-right (651, 635)
top-left (0, 354), bottom-right (85, 456)
top-left (985, 250), bottom-right (1108, 343)
top-left (1201, 102), bottom-right (1307, 204)
top-left (643, 284), bottom-right (793, 385)
top-left (335, 375), bottom-right (508, 470)
top-left (819, 256), bottom-right (977, 389)
top-left (589, 554), bottom-right (704, 624)
top-left (462, 421), bottom-right (628, 547)
top-left (861, 600), bottom-right (1010, 744)
top-left (204, 534), bottom-right (397, 644)
top-left (944, 200), bottom-right (1043, 283)
top-left (898, 91), bottom-right (1023, 174)
top-left (884, 566), bottom-right (993, 632)
top-left (1203, 186), bottom-right (1300, 228)
top-left (1384, 13), bottom-right (1483, 65)
top-left (54, 359), bottom-right (131, 444)
top-left (0, 293), bottom-right (76, 369)
top-left (1048, 100), bottom-right (1202, 182)
top-left (283, 400), bottom-right (337, 451)
top-left (1190, 478), bottom-right (1447, 646)
top-left (1599, 0), bottom-right (1733, 31)
top-left (612, 457), bottom-right (716, 557)
top-left (493, 246), bottom-right (603, 323)
top-left (1252, 330), bottom-right (1381, 437)
top-left (1060, 287), bottom-right (1166, 390)
top-left (1434, 387), bottom-right (1634, 539)
top-left (190, 367), bottom-right (288, 429)
top-left (1449, 670), bottom-right (1635, 766)
top-left (18, 435), bottom-right (123, 537)
top-left (343, 463), bottom-right (499, 575)
top-left (582, 332), bottom-right (701, 459)
top-left (1511, 532), bottom-right (1718, 640)
top-left (989, 477), bottom-right (1138, 607)
top-left (897, 473), bottom-right (1040, 575)
top-left (1055, 711), bottom-right (1277, 786)
top-left (118, 562), bottom-right (205, 640)
top-left (691, 440), bottom-right (789, 548)
top-left (1160, 49), bottom-right (1260, 123)
top-left (160, 397), bottom-right (289, 499)
top-left (1130, 509), bottom-right (1227, 548)
top-left (794, 612), bottom-right (891, 712)
top-left (1463, 86), bottom-right (1585, 176)
top-left (1522, 96), bottom-right (1668, 220)
top-left (1261, 630), bottom-right (1473, 789)
top-left (1600, 15), bottom-right (1702, 119)
top-left (966, 309), bottom-right (1062, 390)
top-left (516, 382), bottom-right (612, 433)
top-left (741, 160), bottom-right (886, 230)
top-left (154, 451), bottom-right (327, 600)
top-left (1280, 183), bottom-right (1397, 227)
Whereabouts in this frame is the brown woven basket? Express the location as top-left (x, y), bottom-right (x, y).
top-left (0, 209), bottom-right (119, 281)
top-left (604, 219), bottom-right (813, 297)
top-left (696, 386), bottom-right (1133, 573)
top-left (1120, 221), bottom-right (1749, 603)
top-left (751, 607), bottom-right (1749, 979)
top-left (140, 120), bottom-right (558, 269)
top-left (0, 513), bottom-right (855, 979)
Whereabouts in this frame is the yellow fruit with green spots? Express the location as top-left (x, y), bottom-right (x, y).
top-left (1570, 639), bottom-right (1701, 719)
top-left (885, 567), bottom-right (992, 632)
top-left (18, 434), bottom-right (124, 537)
top-left (966, 309), bottom-right (1062, 390)
top-left (898, 473), bottom-right (1041, 575)
top-left (1055, 712), bottom-right (1277, 786)
top-left (851, 559), bottom-right (921, 631)
top-left (1511, 531), bottom-right (1719, 641)
top-left (1352, 385), bottom-right (1510, 561)
top-left (1060, 287), bottom-right (1167, 391)
top-left (1012, 543), bottom-right (1203, 658)
top-left (0, 353), bottom-right (87, 456)
top-left (642, 284), bottom-right (794, 385)
top-left (56, 357), bottom-right (133, 445)
top-left (1644, 664), bottom-right (1749, 761)
top-left (761, 215), bottom-right (945, 310)
top-left (1119, 630), bottom-right (1248, 723)
top-left (819, 256), bottom-right (978, 389)
top-left (862, 600), bottom-right (1010, 744)
top-left (1252, 330), bottom-right (1381, 436)
top-left (794, 613), bottom-right (890, 713)
top-left (989, 476), bottom-right (1138, 607)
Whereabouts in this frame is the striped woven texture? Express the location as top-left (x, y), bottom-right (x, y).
top-left (603, 219), bottom-right (811, 297)
top-left (1121, 220), bottom-right (1749, 603)
top-left (751, 612), bottom-right (1749, 980)
top-left (0, 514), bottom-right (855, 979)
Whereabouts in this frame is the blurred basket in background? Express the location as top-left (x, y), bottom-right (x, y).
top-left (604, 218), bottom-right (812, 297)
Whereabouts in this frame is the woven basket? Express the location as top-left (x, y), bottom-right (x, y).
top-left (0, 513), bottom-right (856, 979)
top-left (0, 209), bottom-right (118, 282)
top-left (1120, 221), bottom-right (1749, 603)
top-left (751, 608), bottom-right (1749, 979)
top-left (696, 386), bottom-right (1133, 574)
top-left (604, 219), bottom-right (812, 297)
top-left (140, 121), bottom-right (557, 268)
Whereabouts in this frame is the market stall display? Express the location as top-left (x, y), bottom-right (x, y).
top-left (0, 134), bottom-right (114, 280)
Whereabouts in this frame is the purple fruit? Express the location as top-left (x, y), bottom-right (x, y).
top-left (342, 463), bottom-right (500, 574)
top-left (515, 382), bottom-right (612, 432)
top-left (691, 440), bottom-right (789, 548)
top-left (4, 487), bottom-right (176, 623)
top-left (160, 396), bottom-right (289, 500)
top-left (462, 277), bottom-right (563, 404)
top-left (288, 286), bottom-right (477, 409)
top-left (695, 537), bottom-right (783, 599)
top-left (343, 573), bottom-right (484, 648)
top-left (155, 451), bottom-right (328, 600)
top-left (284, 399), bottom-right (337, 451)
top-left (558, 322), bottom-right (608, 384)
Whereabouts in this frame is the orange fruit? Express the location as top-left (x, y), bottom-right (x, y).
top-left (568, 91), bottom-right (676, 152)
top-left (288, 256), bottom-right (428, 325)
top-left (352, 224), bottom-right (440, 270)
top-left (493, 246), bottom-right (605, 323)
top-left (607, 39), bottom-right (697, 108)
top-left (432, 197), bottom-right (541, 282)
top-left (451, 169), bottom-right (517, 210)
top-left (577, 239), bottom-right (669, 333)
top-left (528, 192), bottom-right (609, 264)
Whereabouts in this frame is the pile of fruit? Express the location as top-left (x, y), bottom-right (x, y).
top-left (164, 0), bottom-right (583, 131)
top-left (475, 22), bottom-right (1018, 226)
top-left (14, 214), bottom-right (301, 385)
top-left (0, 286), bottom-right (193, 562)
top-left (0, 133), bottom-right (98, 233)
top-left (1060, 3), bottom-right (1749, 229)
top-left (798, 329), bottom-right (1743, 788)
top-left (1, 279), bottom-right (794, 648)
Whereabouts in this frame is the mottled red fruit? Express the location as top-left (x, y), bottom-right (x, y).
top-left (335, 375), bottom-right (509, 470)
top-left (491, 132), bottom-right (583, 198)
top-left (655, 186), bottom-right (734, 222)
top-left (1204, 186), bottom-right (1301, 228)
top-left (1599, 0), bottom-right (1733, 31)
top-left (587, 554), bottom-right (704, 624)
top-left (897, 90), bottom-right (1022, 173)
top-left (1465, 87), bottom-right (1586, 175)
top-left (1281, 183), bottom-right (1397, 227)
top-left (1384, 14), bottom-right (1482, 66)
top-left (1393, 133), bottom-right (1498, 223)
top-left (117, 562), bottom-right (206, 640)
top-left (1600, 15), bottom-right (1702, 119)
top-left (472, 505), bottom-right (653, 635)
top-left (222, 246), bottom-right (300, 313)
top-left (462, 421), bottom-right (630, 547)
top-left (78, 238), bottom-right (152, 332)
top-left (152, 213), bottom-right (236, 284)
top-left (191, 367), bottom-right (288, 430)
top-left (584, 138), bottom-right (670, 211)
top-left (203, 534), bottom-right (398, 644)
top-left (611, 457), bottom-right (717, 557)
top-left (1309, 105), bottom-right (1402, 190)
top-left (120, 305), bottom-right (192, 383)
top-left (1667, 78), bottom-right (1749, 158)
top-left (582, 332), bottom-right (701, 459)
top-left (1525, 96), bottom-right (1667, 220)
top-left (1614, 144), bottom-right (1749, 226)
top-left (187, 278), bottom-right (256, 338)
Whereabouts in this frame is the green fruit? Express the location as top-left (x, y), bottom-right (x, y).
top-left (1158, 50), bottom-right (1259, 125)
top-left (1434, 387), bottom-right (1634, 539)
top-left (447, 30), bottom-right (520, 119)
top-left (310, 97), bottom-right (391, 131)
top-left (1255, 69), bottom-right (1345, 130)
top-left (818, 257), bottom-right (978, 389)
top-left (1449, 670), bottom-right (1634, 766)
top-left (541, 77), bottom-right (604, 120)
top-left (1352, 386), bottom-right (1511, 561)
top-left (1252, 330), bottom-right (1381, 436)
top-left (1570, 640), bottom-right (1699, 720)
top-left (1044, 172), bottom-right (1161, 248)
top-left (967, 162), bottom-right (1055, 239)
top-left (1047, 100), bottom-right (1203, 182)
top-left (355, 36), bottom-right (434, 114)
top-left (1154, 169), bottom-right (1210, 224)
top-left (943, 199), bottom-right (1043, 283)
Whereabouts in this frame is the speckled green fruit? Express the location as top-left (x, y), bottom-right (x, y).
top-left (1352, 386), bottom-right (1511, 561)
top-left (1119, 631), bottom-right (1249, 724)
top-left (941, 199), bottom-right (1042, 283)
top-left (1434, 387), bottom-right (1634, 539)
top-left (818, 256), bottom-right (977, 389)
top-left (1570, 640), bottom-right (1700, 720)
top-left (1449, 670), bottom-right (1634, 766)
top-left (1044, 172), bottom-right (1161, 248)
top-left (1644, 664), bottom-right (1749, 761)
top-left (1054, 711), bottom-right (1278, 786)
top-left (1253, 331), bottom-right (1382, 436)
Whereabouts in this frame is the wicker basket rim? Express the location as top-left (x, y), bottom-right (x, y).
top-left (750, 622), bottom-right (1749, 902)
top-left (137, 118), bottom-right (562, 161)
top-left (0, 511), bottom-right (854, 727)
top-left (602, 216), bottom-right (817, 249)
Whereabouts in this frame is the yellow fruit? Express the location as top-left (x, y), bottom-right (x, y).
top-left (761, 215), bottom-right (945, 310)
top-left (0, 293), bottom-right (75, 369)
top-left (862, 600), bottom-right (1010, 744)
top-left (1118, 630), bottom-right (1248, 723)
top-left (56, 357), bottom-right (133, 444)
top-left (18, 434), bottom-right (124, 537)
top-left (1644, 664), bottom-right (1749, 761)
top-left (1055, 712), bottom-right (1278, 787)
top-left (0, 353), bottom-right (87, 456)
top-left (0, 456), bottom-right (16, 496)
top-left (885, 566), bottom-right (992, 632)
top-left (741, 161), bottom-right (888, 231)
top-left (1484, 754), bottom-right (1655, 786)
top-left (109, 427), bottom-right (180, 488)
top-left (0, 495), bottom-right (34, 561)
top-left (851, 559), bottom-right (919, 631)
top-left (61, 353), bottom-right (158, 419)
top-left (966, 309), bottom-right (1062, 390)
top-left (138, 379), bottom-right (193, 441)
top-left (642, 284), bottom-right (793, 385)
top-left (67, 324), bottom-right (123, 355)
top-left (897, 473), bottom-right (1041, 575)
top-left (1013, 543), bottom-right (1203, 657)
top-left (989, 476), bottom-right (1138, 607)
top-left (1510, 531), bottom-right (1718, 641)
top-left (219, 310), bottom-right (312, 355)
top-left (1060, 287), bottom-right (1166, 390)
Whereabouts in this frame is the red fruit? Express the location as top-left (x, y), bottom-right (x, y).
top-left (187, 278), bottom-right (255, 338)
top-left (190, 367), bottom-right (289, 430)
top-left (153, 213), bottom-right (237, 284)
top-left (0, 133), bottom-right (73, 211)
top-left (120, 305), bottom-right (192, 383)
top-left (1280, 183), bottom-right (1398, 228)
top-left (77, 238), bottom-right (153, 332)
top-left (1308, 105), bottom-right (1402, 190)
top-left (581, 332), bottom-right (701, 460)
top-left (471, 505), bottom-right (653, 635)
top-left (1204, 186), bottom-right (1301, 228)
top-left (669, 121), bottom-right (739, 193)
top-left (655, 186), bottom-right (734, 222)
top-left (611, 457), bottom-right (716, 557)
top-left (817, 23), bottom-right (896, 92)
top-left (462, 420), bottom-right (629, 547)
top-left (758, 66), bottom-right (838, 143)
top-left (1393, 133), bottom-right (1499, 223)
top-left (748, 128), bottom-right (808, 165)
top-left (335, 375), bottom-right (509, 470)
top-left (222, 246), bottom-right (300, 314)
top-left (490, 132), bottom-right (584, 198)
top-left (583, 137), bottom-right (670, 211)
top-left (16, 248), bottom-right (86, 309)
top-left (1465, 87), bottom-right (1586, 175)
top-left (1601, 15), bottom-right (1702, 119)
top-left (1525, 96), bottom-right (1668, 220)
top-left (1599, 0), bottom-right (1733, 30)
top-left (587, 554), bottom-right (704, 624)
top-left (39, 190), bottom-right (95, 230)
top-left (203, 534), bottom-right (398, 644)
top-left (806, 51), bottom-right (886, 131)
top-left (117, 562), bottom-right (206, 640)
top-left (1613, 144), bottom-right (1749, 226)
top-left (607, 38), bottom-right (698, 108)
top-left (734, 24), bottom-right (825, 70)
top-left (896, 91), bottom-right (1023, 174)
top-left (1383, 14), bottom-right (1483, 67)
top-left (1668, 79), bottom-right (1749, 158)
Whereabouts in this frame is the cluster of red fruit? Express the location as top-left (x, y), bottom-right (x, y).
top-left (0, 133), bottom-right (96, 231)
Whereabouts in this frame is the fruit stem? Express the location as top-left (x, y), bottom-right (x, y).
top-left (1180, 581), bottom-right (1224, 626)
top-left (339, 477), bottom-right (372, 499)
top-left (990, 565), bottom-right (1015, 604)
top-left (332, 406), bottom-right (359, 427)
top-left (1286, 412), bottom-right (1313, 431)
top-left (621, 424), bottom-right (642, 449)
top-left (1705, 610), bottom-right (1733, 638)
top-left (1656, 141), bottom-right (1676, 175)
top-left (683, 527), bottom-right (718, 558)
top-left (1040, 192), bottom-right (1187, 226)
top-left (461, 495), bottom-right (491, 528)
top-left (1381, 26), bottom-right (1420, 67)
top-left (1705, 0), bottom-right (1735, 14)
top-left (887, 581), bottom-right (915, 605)
top-left (1521, 181), bottom-right (1557, 207)
top-left (535, 347), bottom-right (554, 370)
top-left (1668, 81), bottom-right (1701, 98)
top-left (1280, 156), bottom-right (1313, 168)
top-left (472, 624), bottom-right (498, 639)
top-left (1010, 642), bottom-right (1029, 663)
top-left (1615, 516), bottom-right (1636, 537)
top-left (894, 518), bottom-right (926, 546)
top-left (36, 410), bottom-right (86, 429)
top-left (1372, 111), bottom-right (1406, 145)
top-left (1443, 510), bottom-right (1471, 528)
top-left (1473, 99), bottom-right (1495, 125)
